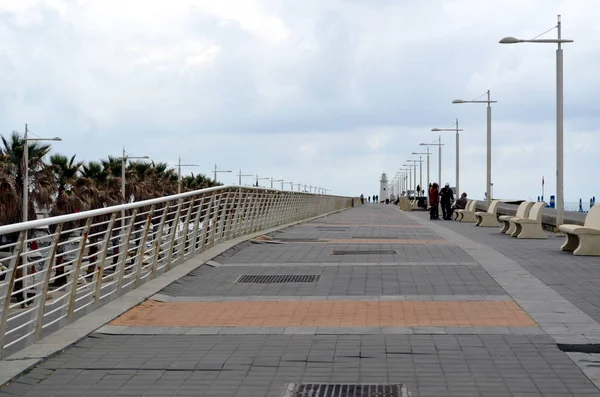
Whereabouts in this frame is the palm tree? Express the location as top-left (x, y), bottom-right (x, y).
top-left (0, 131), bottom-right (55, 224)
top-left (49, 154), bottom-right (84, 217)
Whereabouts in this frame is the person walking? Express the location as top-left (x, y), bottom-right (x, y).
top-left (360, 194), bottom-right (365, 205)
top-left (429, 183), bottom-right (440, 220)
top-left (440, 183), bottom-right (454, 220)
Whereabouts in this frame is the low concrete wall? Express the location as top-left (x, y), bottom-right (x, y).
top-left (474, 200), bottom-right (586, 230)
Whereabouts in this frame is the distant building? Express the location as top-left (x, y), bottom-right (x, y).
top-left (379, 173), bottom-right (388, 202)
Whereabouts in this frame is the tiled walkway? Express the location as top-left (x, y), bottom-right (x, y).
top-left (2, 204), bottom-right (600, 397)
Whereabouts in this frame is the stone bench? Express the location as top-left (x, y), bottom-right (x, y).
top-left (499, 201), bottom-right (534, 235)
top-left (454, 200), bottom-right (477, 222)
top-left (475, 200), bottom-right (500, 227)
top-left (559, 204), bottom-right (600, 256)
top-left (512, 202), bottom-right (547, 239)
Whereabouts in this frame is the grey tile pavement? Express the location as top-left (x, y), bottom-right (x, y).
top-left (1, 334), bottom-right (597, 397)
top-left (159, 264), bottom-right (505, 297)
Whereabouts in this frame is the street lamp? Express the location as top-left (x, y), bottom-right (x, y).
top-left (452, 91), bottom-right (497, 206)
top-left (420, 138), bottom-right (444, 186)
top-left (402, 163), bottom-right (416, 196)
top-left (432, 119), bottom-right (464, 194)
top-left (22, 124), bottom-right (62, 222)
top-left (213, 164), bottom-right (232, 183)
top-left (270, 177), bottom-right (283, 189)
top-left (412, 149), bottom-right (432, 194)
top-left (237, 169), bottom-right (253, 186)
top-left (255, 174), bottom-right (269, 187)
top-left (500, 15), bottom-right (573, 227)
top-left (120, 147), bottom-right (150, 204)
top-left (407, 159), bottom-right (424, 196)
top-left (177, 157), bottom-right (200, 194)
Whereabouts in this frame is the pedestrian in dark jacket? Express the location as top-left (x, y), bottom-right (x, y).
top-left (429, 183), bottom-right (440, 220)
top-left (440, 183), bottom-right (454, 220)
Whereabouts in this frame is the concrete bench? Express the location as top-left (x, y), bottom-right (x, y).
top-left (512, 202), bottom-right (547, 239)
top-left (454, 200), bottom-right (477, 222)
top-left (475, 200), bottom-right (500, 227)
top-left (499, 201), bottom-right (534, 235)
top-left (559, 204), bottom-right (600, 256)
top-left (398, 197), bottom-right (411, 211)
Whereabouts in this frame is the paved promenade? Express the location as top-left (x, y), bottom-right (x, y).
top-left (2, 205), bottom-right (600, 396)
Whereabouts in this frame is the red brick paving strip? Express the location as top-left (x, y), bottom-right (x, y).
top-left (111, 300), bottom-right (537, 328)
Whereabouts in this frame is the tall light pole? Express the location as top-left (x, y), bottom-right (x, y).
top-left (22, 124), bottom-right (62, 223)
top-left (402, 163), bottom-right (416, 196)
top-left (432, 119), bottom-right (463, 194)
top-left (255, 174), bottom-right (269, 187)
top-left (407, 159), bottom-right (423, 195)
top-left (213, 164), bottom-right (232, 183)
top-left (412, 149), bottom-right (431, 194)
top-left (237, 169), bottom-right (253, 186)
top-left (286, 182), bottom-right (294, 191)
top-left (453, 91), bottom-right (497, 206)
top-left (121, 147), bottom-right (150, 204)
top-left (420, 139), bottom-right (444, 186)
top-left (270, 177), bottom-right (283, 189)
top-left (500, 15), bottom-right (573, 226)
top-left (177, 157), bottom-right (200, 194)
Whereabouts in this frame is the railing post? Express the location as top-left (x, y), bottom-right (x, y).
top-left (248, 191), bottom-right (260, 233)
top-left (94, 213), bottom-right (117, 304)
top-left (0, 231), bottom-right (26, 358)
top-left (166, 199), bottom-right (184, 271)
top-left (116, 208), bottom-right (139, 291)
top-left (176, 198), bottom-right (195, 266)
top-left (209, 193), bottom-right (221, 248)
top-left (67, 218), bottom-right (93, 322)
top-left (151, 204), bottom-right (169, 278)
top-left (236, 190), bottom-right (251, 237)
top-left (226, 189), bottom-right (242, 240)
top-left (190, 194), bottom-right (206, 256)
top-left (33, 223), bottom-right (63, 340)
top-left (216, 190), bottom-right (232, 244)
top-left (200, 194), bottom-right (216, 252)
top-left (134, 206), bottom-right (155, 287)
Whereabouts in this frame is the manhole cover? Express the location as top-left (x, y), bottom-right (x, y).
top-left (331, 250), bottom-right (397, 255)
top-left (557, 344), bottom-right (600, 353)
top-left (236, 275), bottom-right (320, 284)
top-left (283, 383), bottom-right (410, 397)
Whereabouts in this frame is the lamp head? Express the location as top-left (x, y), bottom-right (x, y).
top-left (431, 128), bottom-right (441, 132)
top-left (419, 143), bottom-right (427, 146)
top-left (52, 137), bottom-right (62, 141)
top-left (452, 99), bottom-right (465, 104)
top-left (499, 36), bottom-right (521, 44)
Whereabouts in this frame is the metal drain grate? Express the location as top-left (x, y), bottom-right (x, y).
top-left (332, 250), bottom-right (397, 255)
top-left (236, 274), bottom-right (320, 284)
top-left (283, 383), bottom-right (410, 397)
top-left (557, 344), bottom-right (600, 353)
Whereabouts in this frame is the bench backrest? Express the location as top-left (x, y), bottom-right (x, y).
top-left (466, 200), bottom-right (476, 211)
top-left (487, 200), bottom-right (500, 214)
top-left (584, 204), bottom-right (600, 228)
top-left (527, 202), bottom-right (546, 222)
top-left (515, 201), bottom-right (534, 218)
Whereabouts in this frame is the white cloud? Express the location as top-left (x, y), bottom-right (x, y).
top-left (0, 0), bottom-right (599, 203)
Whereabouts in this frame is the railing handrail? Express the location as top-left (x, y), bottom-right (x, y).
top-left (0, 185), bottom-right (338, 235)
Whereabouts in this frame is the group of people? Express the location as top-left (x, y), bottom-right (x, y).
top-left (360, 194), bottom-right (380, 204)
top-left (428, 183), bottom-right (468, 220)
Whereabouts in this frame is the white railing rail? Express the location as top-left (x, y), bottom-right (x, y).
top-left (0, 186), bottom-right (354, 357)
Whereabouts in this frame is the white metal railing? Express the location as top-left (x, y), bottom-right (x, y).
top-left (0, 186), bottom-right (354, 357)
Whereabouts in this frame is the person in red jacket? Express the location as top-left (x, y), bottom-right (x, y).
top-left (429, 182), bottom-right (440, 220)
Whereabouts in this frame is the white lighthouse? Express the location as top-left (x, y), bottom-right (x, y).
top-left (379, 173), bottom-right (388, 203)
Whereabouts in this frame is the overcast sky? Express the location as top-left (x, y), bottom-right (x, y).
top-left (1, 0), bottom-right (598, 203)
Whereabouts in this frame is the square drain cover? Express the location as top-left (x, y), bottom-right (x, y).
top-left (236, 274), bottom-right (320, 284)
top-left (332, 250), bottom-right (397, 255)
top-left (283, 383), bottom-right (410, 397)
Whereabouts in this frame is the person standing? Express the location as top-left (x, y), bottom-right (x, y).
top-left (440, 183), bottom-right (454, 220)
top-left (360, 194), bottom-right (365, 205)
top-left (429, 183), bottom-right (440, 220)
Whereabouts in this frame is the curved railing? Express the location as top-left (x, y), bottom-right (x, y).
top-left (0, 186), bottom-right (354, 357)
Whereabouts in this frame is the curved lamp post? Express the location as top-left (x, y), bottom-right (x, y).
top-left (22, 124), bottom-right (62, 222)
top-left (500, 15), bottom-right (573, 227)
top-left (452, 91), bottom-right (497, 207)
top-left (432, 119), bottom-right (463, 194)
top-left (412, 149), bottom-right (431, 194)
top-left (420, 138), bottom-right (444, 186)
